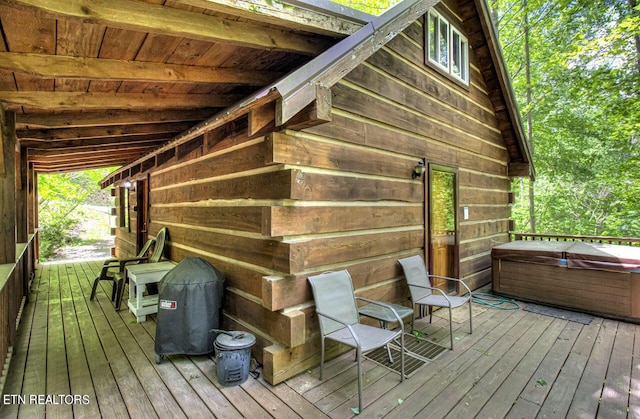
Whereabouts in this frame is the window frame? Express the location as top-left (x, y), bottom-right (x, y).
top-left (425, 9), bottom-right (469, 86)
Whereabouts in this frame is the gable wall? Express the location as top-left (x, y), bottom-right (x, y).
top-left (122, 3), bottom-right (512, 385)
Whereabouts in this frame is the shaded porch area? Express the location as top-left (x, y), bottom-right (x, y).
top-left (1, 259), bottom-right (639, 418)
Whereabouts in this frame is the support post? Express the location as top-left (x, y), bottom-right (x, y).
top-left (16, 147), bottom-right (27, 243)
top-left (0, 108), bottom-right (17, 263)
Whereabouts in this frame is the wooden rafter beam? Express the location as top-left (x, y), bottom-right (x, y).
top-left (33, 160), bottom-right (131, 173)
top-left (0, 52), bottom-right (284, 85)
top-left (28, 146), bottom-right (152, 160)
top-left (171, 0), bottom-right (363, 36)
top-left (5, 0), bottom-right (332, 55)
top-left (15, 109), bottom-right (214, 129)
top-left (17, 121), bottom-right (194, 141)
top-left (0, 91), bottom-right (243, 110)
top-left (20, 135), bottom-right (169, 149)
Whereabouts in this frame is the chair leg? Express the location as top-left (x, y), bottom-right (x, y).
top-left (410, 309), bottom-right (416, 334)
top-left (319, 337), bottom-right (325, 381)
top-left (379, 320), bottom-right (394, 364)
top-left (111, 280), bottom-right (117, 301)
top-left (356, 346), bottom-right (363, 413)
top-left (90, 277), bottom-right (100, 301)
top-left (469, 298), bottom-right (473, 335)
top-left (448, 306), bottom-right (454, 350)
top-left (399, 331), bottom-right (405, 382)
top-left (115, 278), bottom-right (126, 311)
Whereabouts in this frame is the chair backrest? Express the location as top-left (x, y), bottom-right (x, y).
top-left (137, 239), bottom-right (155, 259)
top-left (398, 255), bottom-right (433, 301)
top-left (308, 270), bottom-right (360, 336)
top-left (149, 227), bottom-right (168, 263)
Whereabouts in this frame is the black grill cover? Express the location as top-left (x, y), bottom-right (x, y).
top-left (155, 257), bottom-right (225, 358)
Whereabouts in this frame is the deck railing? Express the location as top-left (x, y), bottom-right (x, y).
top-left (0, 232), bottom-right (37, 391)
top-left (511, 232), bottom-right (640, 247)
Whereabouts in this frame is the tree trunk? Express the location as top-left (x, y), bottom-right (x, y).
top-left (631, 0), bottom-right (640, 74)
top-left (524, 0), bottom-right (535, 233)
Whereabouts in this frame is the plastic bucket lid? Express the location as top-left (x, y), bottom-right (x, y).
top-left (215, 331), bottom-right (255, 350)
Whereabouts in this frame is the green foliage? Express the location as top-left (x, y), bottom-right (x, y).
top-left (493, 0), bottom-right (640, 237)
top-left (331, 0), bottom-right (400, 15)
top-left (38, 168), bottom-right (115, 260)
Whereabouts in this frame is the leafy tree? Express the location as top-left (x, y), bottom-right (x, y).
top-left (493, 0), bottom-right (640, 237)
top-left (38, 169), bottom-right (114, 260)
top-left (331, 0), bottom-right (400, 15)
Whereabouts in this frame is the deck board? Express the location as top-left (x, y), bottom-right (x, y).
top-left (1, 259), bottom-right (640, 418)
top-left (70, 261), bottom-right (130, 418)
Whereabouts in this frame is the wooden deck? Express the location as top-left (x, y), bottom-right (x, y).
top-left (1, 259), bottom-right (639, 418)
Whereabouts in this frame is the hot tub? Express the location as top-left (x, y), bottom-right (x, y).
top-left (491, 240), bottom-right (640, 322)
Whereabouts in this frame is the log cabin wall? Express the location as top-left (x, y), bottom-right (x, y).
top-left (118, 1), bottom-right (512, 385)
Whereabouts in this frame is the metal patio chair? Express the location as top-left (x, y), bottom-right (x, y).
top-left (113, 227), bottom-right (168, 310)
top-left (90, 238), bottom-right (155, 302)
top-left (398, 255), bottom-right (472, 350)
top-left (308, 270), bottom-right (405, 413)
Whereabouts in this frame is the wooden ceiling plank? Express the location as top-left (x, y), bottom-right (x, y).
top-left (55, 19), bottom-right (106, 92)
top-left (0, 52), bottom-right (284, 85)
top-left (0, 91), bottom-right (243, 110)
top-left (0, 4), bottom-right (56, 91)
top-left (6, 0), bottom-right (332, 54)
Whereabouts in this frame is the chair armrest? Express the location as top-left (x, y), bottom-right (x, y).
top-left (118, 257), bottom-right (149, 271)
top-left (355, 297), bottom-right (405, 332)
top-left (315, 310), bottom-right (361, 348)
top-left (427, 275), bottom-right (473, 296)
top-left (102, 258), bottom-right (120, 266)
top-left (406, 282), bottom-right (453, 305)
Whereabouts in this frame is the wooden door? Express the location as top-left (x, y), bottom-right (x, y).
top-left (427, 165), bottom-right (458, 293)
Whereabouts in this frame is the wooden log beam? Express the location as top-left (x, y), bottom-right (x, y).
top-left (0, 52), bottom-right (284, 85)
top-left (20, 135), bottom-right (168, 150)
top-left (5, 0), bottom-right (331, 54)
top-left (0, 91), bottom-right (242, 110)
top-left (28, 147), bottom-right (151, 161)
top-left (171, 0), bottom-right (363, 36)
top-left (15, 109), bottom-right (214, 129)
top-left (248, 101), bottom-right (277, 139)
top-left (17, 122), bottom-right (194, 141)
top-left (225, 292), bottom-right (305, 348)
top-left (33, 160), bottom-right (131, 173)
top-left (279, 84), bottom-right (332, 130)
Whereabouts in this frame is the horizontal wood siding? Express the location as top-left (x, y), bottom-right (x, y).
top-left (124, 8), bottom-right (513, 385)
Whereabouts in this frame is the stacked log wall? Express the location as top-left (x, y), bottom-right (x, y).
top-left (132, 5), bottom-right (512, 384)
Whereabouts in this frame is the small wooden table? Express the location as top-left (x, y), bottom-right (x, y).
top-left (126, 261), bottom-right (176, 322)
